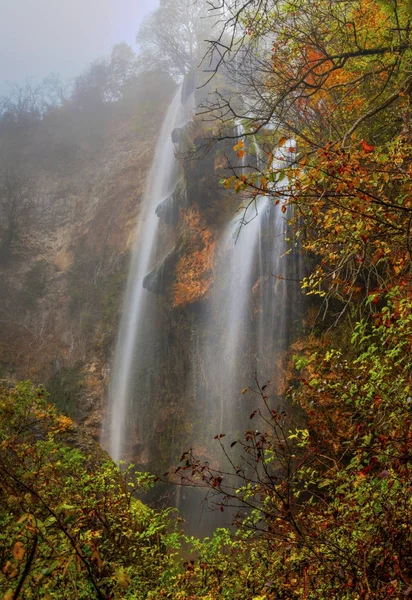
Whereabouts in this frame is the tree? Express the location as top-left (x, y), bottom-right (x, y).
top-left (108, 43), bottom-right (139, 98)
top-left (174, 290), bottom-right (412, 598)
top-left (0, 77), bottom-right (67, 129)
top-left (136, 0), bottom-right (213, 79)
top-left (71, 60), bottom-right (111, 109)
top-left (203, 0), bottom-right (411, 313)
top-left (71, 45), bottom-right (141, 108)
top-left (0, 165), bottom-right (32, 263)
top-left (202, 0), bottom-right (411, 143)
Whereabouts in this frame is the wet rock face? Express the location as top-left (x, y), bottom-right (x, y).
top-left (143, 249), bottom-right (179, 295)
top-left (156, 193), bottom-right (179, 226)
top-left (171, 128), bottom-right (181, 145)
top-left (155, 181), bottom-right (186, 227)
top-left (171, 122), bottom-right (192, 152)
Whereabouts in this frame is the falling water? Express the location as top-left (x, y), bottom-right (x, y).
top-left (195, 137), bottom-right (301, 442)
top-left (234, 119), bottom-right (247, 173)
top-left (256, 139), bottom-right (300, 380)
top-left (252, 135), bottom-right (265, 170)
top-left (103, 86), bottom-right (191, 462)
top-left (219, 198), bottom-right (266, 431)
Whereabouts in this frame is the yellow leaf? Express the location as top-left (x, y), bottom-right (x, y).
top-left (242, 388), bottom-right (248, 394)
top-left (2, 590), bottom-right (14, 600)
top-left (233, 140), bottom-right (245, 152)
top-left (115, 567), bottom-right (131, 590)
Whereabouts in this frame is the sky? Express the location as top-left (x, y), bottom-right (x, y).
top-left (0, 0), bottom-right (158, 92)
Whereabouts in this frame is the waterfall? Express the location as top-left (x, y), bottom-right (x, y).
top-left (103, 77), bottom-right (301, 503)
top-left (103, 86), bottom-right (191, 462)
top-left (234, 119), bottom-right (247, 173)
top-left (256, 138), bottom-right (299, 379)
top-left (216, 197), bottom-right (266, 432)
top-left (252, 135), bottom-right (265, 170)
top-left (194, 137), bottom-right (301, 442)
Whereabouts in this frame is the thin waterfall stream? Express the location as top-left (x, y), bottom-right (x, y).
top-left (103, 86), bottom-right (192, 461)
top-left (193, 137), bottom-right (302, 445)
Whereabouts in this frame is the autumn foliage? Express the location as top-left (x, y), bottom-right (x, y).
top-left (167, 0), bottom-right (412, 598)
top-left (0, 383), bottom-right (178, 599)
top-left (173, 206), bottom-right (216, 307)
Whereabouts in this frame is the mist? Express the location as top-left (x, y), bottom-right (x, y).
top-left (0, 0), bottom-right (158, 90)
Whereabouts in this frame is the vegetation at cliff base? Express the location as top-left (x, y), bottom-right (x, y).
top-left (0, 383), bottom-right (180, 600)
top-left (176, 290), bottom-right (412, 599)
top-left (1, 291), bottom-right (411, 599)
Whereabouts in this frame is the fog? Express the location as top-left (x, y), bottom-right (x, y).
top-left (0, 0), bottom-right (158, 90)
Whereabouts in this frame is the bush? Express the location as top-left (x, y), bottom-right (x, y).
top-left (173, 292), bottom-right (412, 599)
top-left (0, 382), bottom-right (180, 599)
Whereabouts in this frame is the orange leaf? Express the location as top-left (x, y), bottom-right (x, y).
top-left (12, 542), bottom-right (25, 561)
top-left (360, 139), bottom-right (374, 153)
top-left (237, 149), bottom-right (246, 159)
top-left (91, 548), bottom-right (103, 571)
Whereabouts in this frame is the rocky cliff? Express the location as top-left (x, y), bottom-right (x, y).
top-left (0, 72), bottom-right (175, 439)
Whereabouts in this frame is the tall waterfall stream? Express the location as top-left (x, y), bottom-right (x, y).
top-left (103, 86), bottom-right (192, 461)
